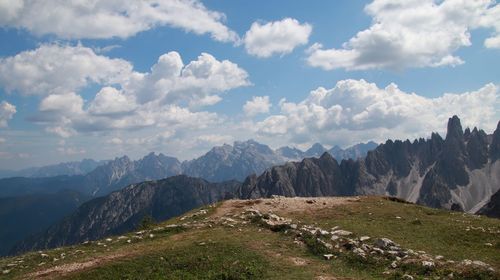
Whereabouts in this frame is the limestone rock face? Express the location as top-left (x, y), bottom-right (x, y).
top-left (239, 116), bottom-right (500, 214)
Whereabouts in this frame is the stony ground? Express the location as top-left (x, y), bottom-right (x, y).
top-left (1, 196), bottom-right (499, 279)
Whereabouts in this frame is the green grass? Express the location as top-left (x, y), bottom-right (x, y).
top-left (68, 241), bottom-right (267, 280)
top-left (285, 196), bottom-right (500, 269)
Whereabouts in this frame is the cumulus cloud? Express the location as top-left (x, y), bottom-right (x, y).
top-left (88, 87), bottom-right (137, 116)
top-left (0, 101), bottom-right (16, 128)
top-left (244, 18), bottom-right (312, 58)
top-left (0, 44), bottom-right (249, 139)
top-left (307, 0), bottom-right (500, 70)
top-left (257, 79), bottom-right (500, 146)
top-left (57, 146), bottom-right (86, 156)
top-left (243, 96), bottom-right (271, 116)
top-left (0, 0), bottom-right (239, 42)
top-left (0, 44), bottom-right (132, 96)
top-left (135, 51), bottom-right (251, 107)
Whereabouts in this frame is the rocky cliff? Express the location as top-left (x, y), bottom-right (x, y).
top-left (240, 116), bottom-right (500, 213)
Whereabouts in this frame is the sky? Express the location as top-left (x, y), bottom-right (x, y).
top-left (0, 0), bottom-right (499, 169)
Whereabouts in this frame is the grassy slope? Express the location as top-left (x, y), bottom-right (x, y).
top-left (0, 196), bottom-right (498, 280)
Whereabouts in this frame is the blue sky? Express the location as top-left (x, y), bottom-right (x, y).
top-left (0, 0), bottom-right (499, 169)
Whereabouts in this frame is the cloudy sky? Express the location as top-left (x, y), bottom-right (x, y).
top-left (0, 0), bottom-right (499, 169)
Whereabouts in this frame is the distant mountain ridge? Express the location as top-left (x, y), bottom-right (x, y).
top-left (13, 176), bottom-right (239, 253)
top-left (0, 140), bottom-right (377, 197)
top-left (0, 159), bottom-right (108, 179)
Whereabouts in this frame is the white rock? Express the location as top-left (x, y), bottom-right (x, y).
top-left (472, 260), bottom-right (489, 267)
top-left (106, 238), bottom-right (112, 242)
top-left (353, 247), bottom-right (366, 257)
top-left (374, 238), bottom-right (396, 249)
top-left (359, 236), bottom-right (370, 242)
top-left (323, 254), bottom-right (334, 260)
top-left (390, 261), bottom-right (398, 269)
top-left (331, 230), bottom-right (352, 236)
top-left (2, 270), bottom-right (10, 274)
top-left (402, 274), bottom-right (414, 280)
top-left (422, 261), bottom-right (434, 268)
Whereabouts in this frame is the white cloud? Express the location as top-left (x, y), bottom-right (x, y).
top-left (0, 44), bottom-right (132, 96)
top-left (307, 0), bottom-right (500, 70)
top-left (57, 146), bottom-right (86, 156)
top-left (0, 44), bottom-right (249, 139)
top-left (40, 92), bottom-right (84, 115)
top-left (0, 101), bottom-right (16, 127)
top-left (257, 79), bottom-right (500, 146)
top-left (107, 137), bottom-right (124, 145)
top-left (0, 0), bottom-right (238, 42)
top-left (244, 18), bottom-right (312, 58)
top-left (88, 87), bottom-right (137, 116)
top-left (243, 96), bottom-right (271, 116)
top-left (196, 134), bottom-right (233, 145)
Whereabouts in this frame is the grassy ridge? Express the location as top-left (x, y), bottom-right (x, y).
top-left (0, 196), bottom-right (499, 279)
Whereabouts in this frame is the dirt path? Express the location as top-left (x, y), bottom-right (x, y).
top-left (26, 251), bottom-right (130, 279)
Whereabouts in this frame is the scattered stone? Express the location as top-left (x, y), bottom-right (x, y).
top-left (374, 238), bottom-right (396, 249)
top-left (126, 239), bottom-right (131, 243)
top-left (353, 247), bottom-right (366, 258)
top-left (390, 261), bottom-right (398, 269)
top-left (402, 274), bottom-right (414, 280)
top-left (317, 239), bottom-right (333, 250)
top-left (484, 242), bottom-right (493, 247)
top-left (149, 234), bottom-right (154, 238)
top-left (372, 247), bottom-right (384, 255)
top-left (422, 261), bottom-right (435, 268)
top-left (105, 238), bottom-right (112, 242)
top-left (40, 253), bottom-right (49, 258)
top-left (396, 216), bottom-right (402, 219)
top-left (359, 236), bottom-right (370, 242)
top-left (323, 254), bottom-right (334, 260)
top-left (435, 255), bottom-right (444, 260)
top-left (471, 260), bottom-right (489, 268)
top-left (306, 199), bottom-right (315, 204)
top-left (318, 229), bottom-right (329, 236)
top-left (3, 270), bottom-right (10, 275)
top-left (331, 229), bottom-right (352, 236)
top-left (117, 236), bottom-right (127, 240)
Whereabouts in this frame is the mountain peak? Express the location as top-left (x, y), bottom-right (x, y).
top-left (305, 143), bottom-right (327, 157)
top-left (446, 115), bottom-right (463, 141)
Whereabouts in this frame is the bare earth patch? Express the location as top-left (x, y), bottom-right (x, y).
top-left (213, 196), bottom-right (356, 218)
top-left (27, 252), bottom-right (129, 279)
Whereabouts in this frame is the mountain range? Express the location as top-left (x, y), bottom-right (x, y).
top-left (0, 140), bottom-right (376, 256)
top-left (10, 116), bottom-right (500, 255)
top-left (240, 116), bottom-right (500, 213)
top-left (0, 159), bottom-right (108, 179)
